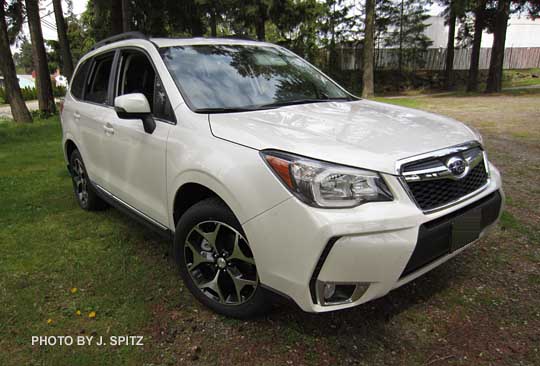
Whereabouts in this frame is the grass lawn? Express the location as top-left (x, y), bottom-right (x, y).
top-left (1, 93), bottom-right (539, 365)
top-left (502, 68), bottom-right (540, 88)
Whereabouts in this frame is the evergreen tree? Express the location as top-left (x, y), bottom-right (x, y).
top-left (362, 0), bottom-right (375, 97)
top-left (25, 0), bottom-right (55, 115)
top-left (52, 0), bottom-right (74, 79)
top-left (0, 0), bottom-right (32, 122)
top-left (384, 0), bottom-right (432, 73)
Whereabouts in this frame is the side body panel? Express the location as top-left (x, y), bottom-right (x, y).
top-left (106, 116), bottom-right (171, 225)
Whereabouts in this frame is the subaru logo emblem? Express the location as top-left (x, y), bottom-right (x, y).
top-left (446, 156), bottom-right (469, 179)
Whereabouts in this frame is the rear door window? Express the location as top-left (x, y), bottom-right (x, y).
top-left (85, 53), bottom-right (115, 105)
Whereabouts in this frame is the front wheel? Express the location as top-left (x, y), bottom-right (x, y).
top-left (174, 198), bottom-right (271, 318)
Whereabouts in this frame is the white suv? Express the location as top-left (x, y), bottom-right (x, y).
top-left (61, 33), bottom-right (503, 318)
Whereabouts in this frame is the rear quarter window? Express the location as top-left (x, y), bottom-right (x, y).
top-left (85, 52), bottom-right (115, 105)
top-left (70, 60), bottom-right (90, 99)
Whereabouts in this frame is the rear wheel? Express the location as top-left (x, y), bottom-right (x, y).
top-left (69, 150), bottom-right (107, 211)
top-left (174, 198), bottom-right (271, 318)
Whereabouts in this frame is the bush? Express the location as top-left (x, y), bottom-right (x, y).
top-left (53, 85), bottom-right (66, 97)
top-left (20, 86), bottom-right (38, 101)
top-left (0, 84), bottom-right (66, 104)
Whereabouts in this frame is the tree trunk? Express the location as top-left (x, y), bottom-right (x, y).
top-left (92, 0), bottom-right (106, 40)
top-left (121, 0), bottom-right (130, 32)
top-left (110, 0), bottom-right (123, 35)
top-left (398, 0), bottom-right (404, 75)
top-left (485, 0), bottom-right (510, 93)
top-left (0, 2), bottom-right (32, 123)
top-left (361, 0), bottom-right (375, 98)
top-left (52, 0), bottom-right (74, 80)
top-left (25, 0), bottom-right (55, 115)
top-left (444, 1), bottom-right (456, 90)
top-left (255, 0), bottom-right (266, 41)
top-left (210, 8), bottom-right (217, 37)
top-left (467, 0), bottom-right (486, 92)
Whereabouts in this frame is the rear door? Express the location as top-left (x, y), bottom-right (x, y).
top-left (77, 51), bottom-right (118, 187)
top-left (105, 48), bottom-right (174, 226)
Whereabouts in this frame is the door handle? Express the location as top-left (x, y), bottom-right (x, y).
top-left (103, 123), bottom-right (115, 135)
top-left (74, 112), bottom-right (81, 119)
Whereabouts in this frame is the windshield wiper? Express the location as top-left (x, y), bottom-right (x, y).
top-left (195, 97), bottom-right (357, 114)
top-left (194, 107), bottom-right (260, 114)
top-left (257, 97), bottom-right (353, 109)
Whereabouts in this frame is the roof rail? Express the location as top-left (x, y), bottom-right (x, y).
top-left (218, 35), bottom-right (256, 42)
top-left (90, 31), bottom-right (150, 51)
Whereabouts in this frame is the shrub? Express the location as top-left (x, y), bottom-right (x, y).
top-left (20, 87), bottom-right (38, 101)
top-left (0, 84), bottom-right (66, 104)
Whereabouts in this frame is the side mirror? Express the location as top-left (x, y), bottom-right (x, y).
top-left (114, 93), bottom-right (156, 134)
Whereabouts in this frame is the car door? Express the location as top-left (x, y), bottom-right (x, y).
top-left (76, 51), bottom-right (118, 187)
top-left (105, 49), bottom-right (174, 226)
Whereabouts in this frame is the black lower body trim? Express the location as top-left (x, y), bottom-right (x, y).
top-left (400, 190), bottom-right (502, 278)
top-left (91, 181), bottom-right (173, 241)
top-left (309, 237), bottom-right (340, 304)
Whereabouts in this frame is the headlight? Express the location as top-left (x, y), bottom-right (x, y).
top-left (261, 150), bottom-right (393, 208)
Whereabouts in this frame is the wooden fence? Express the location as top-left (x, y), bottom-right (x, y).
top-left (337, 47), bottom-right (540, 71)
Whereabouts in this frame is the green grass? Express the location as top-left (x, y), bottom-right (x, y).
top-left (372, 97), bottom-right (424, 108)
top-left (0, 117), bottom-right (186, 365)
top-left (502, 68), bottom-right (540, 88)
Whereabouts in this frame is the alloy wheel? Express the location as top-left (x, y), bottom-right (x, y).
top-left (72, 158), bottom-right (89, 207)
top-left (184, 221), bottom-right (258, 305)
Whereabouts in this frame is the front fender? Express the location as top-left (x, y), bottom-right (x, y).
top-left (166, 136), bottom-right (291, 230)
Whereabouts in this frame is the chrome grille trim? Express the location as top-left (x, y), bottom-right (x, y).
top-left (395, 141), bottom-right (481, 175)
top-left (402, 147), bottom-right (484, 182)
top-left (396, 141), bottom-right (491, 214)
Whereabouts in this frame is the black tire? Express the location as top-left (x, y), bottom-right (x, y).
top-left (69, 149), bottom-right (107, 211)
top-left (174, 197), bottom-right (271, 318)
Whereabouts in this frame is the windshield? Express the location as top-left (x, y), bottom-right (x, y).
top-left (160, 44), bottom-right (354, 112)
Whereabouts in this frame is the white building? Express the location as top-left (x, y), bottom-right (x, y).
top-left (424, 15), bottom-right (540, 48)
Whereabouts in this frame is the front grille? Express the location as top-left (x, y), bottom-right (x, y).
top-left (407, 162), bottom-right (488, 211)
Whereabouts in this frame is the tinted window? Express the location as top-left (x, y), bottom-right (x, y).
top-left (161, 45), bottom-right (350, 111)
top-left (153, 77), bottom-right (175, 122)
top-left (70, 60), bottom-right (90, 99)
top-left (117, 52), bottom-right (155, 106)
top-left (116, 50), bottom-right (175, 122)
top-left (85, 53), bottom-right (114, 104)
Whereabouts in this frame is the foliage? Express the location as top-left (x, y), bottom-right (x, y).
top-left (269, 0), bottom-right (327, 62)
top-left (65, 14), bottom-right (94, 65)
top-left (11, 36), bottom-right (32, 73)
top-left (0, 85), bottom-right (66, 103)
top-left (383, 0), bottom-right (433, 70)
top-left (3, 0), bottom-right (24, 44)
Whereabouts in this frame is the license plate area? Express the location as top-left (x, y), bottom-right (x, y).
top-left (451, 207), bottom-right (482, 251)
top-left (400, 191), bottom-right (502, 279)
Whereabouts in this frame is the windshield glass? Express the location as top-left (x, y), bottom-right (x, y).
top-left (160, 44), bottom-right (353, 112)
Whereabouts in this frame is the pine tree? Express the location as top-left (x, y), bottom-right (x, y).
top-left (384, 0), bottom-right (433, 73)
top-left (362, 0), bottom-right (375, 97)
top-left (25, 0), bottom-right (55, 115)
top-left (0, 0), bottom-right (32, 122)
top-left (52, 0), bottom-right (74, 80)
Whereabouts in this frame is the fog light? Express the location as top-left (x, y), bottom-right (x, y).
top-left (323, 283), bottom-right (336, 300)
top-left (316, 281), bottom-right (370, 306)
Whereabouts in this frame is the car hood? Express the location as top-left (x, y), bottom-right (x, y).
top-left (208, 99), bottom-right (478, 174)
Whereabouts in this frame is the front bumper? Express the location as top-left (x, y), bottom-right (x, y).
top-left (242, 163), bottom-right (503, 312)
